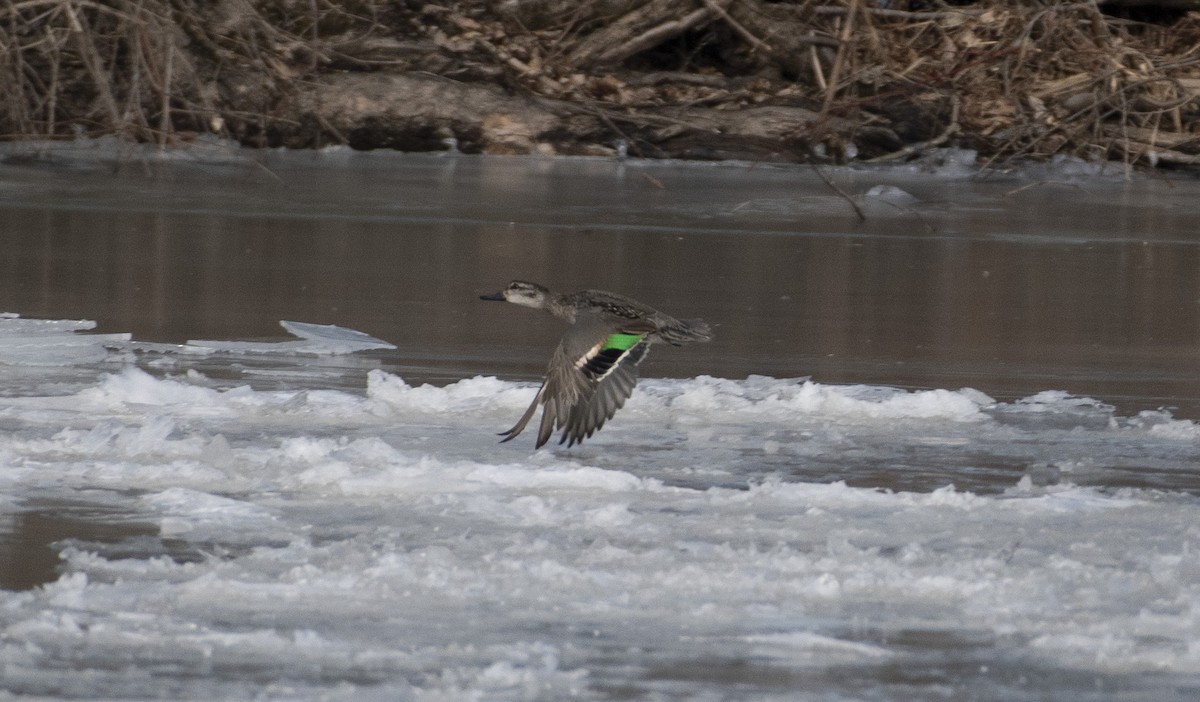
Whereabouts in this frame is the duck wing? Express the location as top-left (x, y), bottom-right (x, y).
top-left (499, 313), bottom-right (654, 448)
top-left (560, 337), bottom-right (651, 447)
top-left (497, 382), bottom-right (547, 443)
top-left (498, 341), bottom-right (585, 447)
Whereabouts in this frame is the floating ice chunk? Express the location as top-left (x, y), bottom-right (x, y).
top-left (663, 377), bottom-right (989, 422)
top-left (0, 313), bottom-right (95, 334)
top-left (745, 632), bottom-right (892, 661)
top-left (141, 487), bottom-right (277, 537)
top-left (990, 390), bottom-right (1115, 430)
top-left (466, 464), bottom-right (646, 492)
top-left (1020, 461), bottom-right (1063, 488)
top-left (76, 367), bottom-right (254, 415)
top-left (1147, 420), bottom-right (1200, 440)
top-left (1126, 409), bottom-right (1200, 439)
top-left (0, 313), bottom-right (393, 366)
top-left (1012, 390), bottom-right (1108, 411)
top-left (864, 184), bottom-right (919, 206)
top-left (279, 321), bottom-right (395, 351)
top-left (0, 313), bottom-right (129, 365)
top-left (921, 483), bottom-right (981, 509)
top-left (367, 370), bottom-right (531, 414)
top-left (908, 147), bottom-right (979, 177)
top-left (1018, 153), bottom-right (1129, 182)
top-left (185, 320), bottom-right (395, 355)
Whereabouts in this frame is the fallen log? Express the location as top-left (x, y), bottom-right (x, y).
top-left (280, 73), bottom-right (564, 153)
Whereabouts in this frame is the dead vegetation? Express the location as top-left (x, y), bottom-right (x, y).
top-left (2, 0), bottom-right (1199, 167)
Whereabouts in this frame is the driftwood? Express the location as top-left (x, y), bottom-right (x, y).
top-left (284, 73), bottom-right (562, 153)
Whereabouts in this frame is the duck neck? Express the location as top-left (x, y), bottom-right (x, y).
top-left (544, 293), bottom-right (578, 323)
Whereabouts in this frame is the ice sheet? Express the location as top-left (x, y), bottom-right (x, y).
top-left (0, 313), bottom-right (394, 367)
top-left (184, 320), bottom-right (397, 355)
top-left (0, 313), bottom-right (129, 366)
top-left (0, 350), bottom-right (1198, 699)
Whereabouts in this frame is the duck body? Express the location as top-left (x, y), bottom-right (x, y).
top-left (480, 281), bottom-right (712, 448)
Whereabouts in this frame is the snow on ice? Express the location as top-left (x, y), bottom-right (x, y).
top-left (0, 315), bottom-right (1198, 700)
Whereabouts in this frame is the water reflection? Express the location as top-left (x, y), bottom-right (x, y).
top-left (0, 500), bottom-right (158, 590)
top-left (1, 166), bottom-right (1199, 416)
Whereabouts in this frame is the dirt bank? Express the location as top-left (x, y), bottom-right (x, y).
top-left (3, 1), bottom-right (1199, 168)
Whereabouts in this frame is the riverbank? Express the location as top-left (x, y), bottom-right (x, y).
top-left (2, 1), bottom-right (1199, 168)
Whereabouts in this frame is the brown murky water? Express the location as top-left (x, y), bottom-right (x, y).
top-left (1, 151), bottom-right (1198, 414)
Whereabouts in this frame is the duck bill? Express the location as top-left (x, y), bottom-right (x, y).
top-left (479, 291), bottom-right (506, 301)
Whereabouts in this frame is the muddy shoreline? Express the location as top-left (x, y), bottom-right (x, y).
top-left (2, 2), bottom-right (1199, 169)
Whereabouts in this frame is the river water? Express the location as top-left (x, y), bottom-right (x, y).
top-left (0, 141), bottom-right (1199, 700)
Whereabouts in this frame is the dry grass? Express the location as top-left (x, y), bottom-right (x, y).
top-left (2, 1), bottom-right (196, 143)
top-left (2, 1), bottom-right (1198, 166)
top-left (810, 2), bottom-right (1200, 166)
top-left (0, 0), bottom-right (394, 146)
top-left (496, 0), bottom-right (1200, 166)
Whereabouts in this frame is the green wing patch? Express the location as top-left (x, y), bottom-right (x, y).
top-left (602, 333), bottom-right (644, 351)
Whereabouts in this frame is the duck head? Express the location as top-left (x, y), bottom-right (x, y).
top-left (480, 280), bottom-right (551, 309)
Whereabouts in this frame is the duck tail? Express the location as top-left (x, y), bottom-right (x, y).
top-left (658, 318), bottom-right (713, 345)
